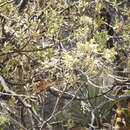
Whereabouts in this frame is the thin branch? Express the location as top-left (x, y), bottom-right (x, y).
top-left (0, 91), bottom-right (36, 98)
top-left (0, 45), bottom-right (54, 56)
top-left (0, 0), bottom-right (14, 7)
top-left (0, 75), bottom-right (31, 107)
top-left (48, 86), bottom-right (113, 101)
top-left (40, 85), bottom-right (67, 129)
top-left (0, 75), bottom-right (43, 123)
top-left (7, 114), bottom-right (27, 130)
top-left (0, 101), bottom-right (27, 130)
top-left (89, 93), bottom-right (130, 129)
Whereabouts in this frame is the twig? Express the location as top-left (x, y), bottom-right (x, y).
top-left (0, 0), bottom-right (14, 7)
top-left (0, 75), bottom-right (43, 123)
top-left (89, 93), bottom-right (130, 129)
top-left (0, 75), bottom-right (31, 107)
top-left (48, 86), bottom-right (113, 101)
top-left (40, 85), bottom-right (67, 129)
top-left (0, 101), bottom-right (27, 130)
top-left (7, 114), bottom-right (27, 130)
top-left (0, 45), bottom-right (54, 56)
top-left (0, 91), bottom-right (33, 97)
top-left (89, 99), bottom-right (111, 129)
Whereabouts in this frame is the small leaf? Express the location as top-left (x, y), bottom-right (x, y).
top-left (36, 79), bottom-right (52, 92)
top-left (28, 79), bottom-right (52, 96)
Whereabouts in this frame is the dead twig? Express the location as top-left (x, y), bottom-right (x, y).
top-left (0, 0), bottom-right (14, 7)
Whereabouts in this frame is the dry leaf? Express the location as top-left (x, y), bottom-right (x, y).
top-left (27, 79), bottom-right (52, 96)
top-left (36, 79), bottom-right (52, 92)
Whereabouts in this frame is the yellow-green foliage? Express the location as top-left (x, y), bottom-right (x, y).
top-left (0, 0), bottom-right (129, 129)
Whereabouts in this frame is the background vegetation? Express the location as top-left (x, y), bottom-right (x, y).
top-left (0, 0), bottom-right (129, 129)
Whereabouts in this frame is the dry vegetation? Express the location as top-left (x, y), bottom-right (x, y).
top-left (0, 0), bottom-right (130, 130)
